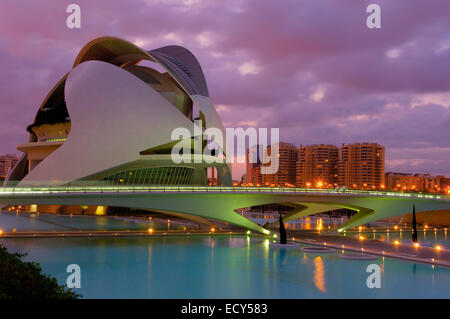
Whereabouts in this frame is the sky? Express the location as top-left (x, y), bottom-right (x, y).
top-left (0, 0), bottom-right (449, 180)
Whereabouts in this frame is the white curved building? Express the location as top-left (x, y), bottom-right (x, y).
top-left (6, 36), bottom-right (231, 190)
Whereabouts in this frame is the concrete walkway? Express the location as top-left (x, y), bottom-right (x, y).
top-left (288, 230), bottom-right (450, 268)
top-left (0, 229), bottom-right (240, 238)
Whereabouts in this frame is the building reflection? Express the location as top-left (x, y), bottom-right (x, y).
top-left (313, 256), bottom-right (326, 293)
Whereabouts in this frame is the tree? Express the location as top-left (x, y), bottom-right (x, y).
top-left (0, 244), bottom-right (80, 299)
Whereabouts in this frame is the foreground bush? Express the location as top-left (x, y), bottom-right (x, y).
top-left (0, 244), bottom-right (80, 299)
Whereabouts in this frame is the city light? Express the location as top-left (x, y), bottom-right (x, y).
top-left (435, 245), bottom-right (441, 251)
top-left (148, 228), bottom-right (153, 233)
top-left (394, 240), bottom-right (400, 245)
top-left (414, 243), bottom-right (420, 248)
top-left (210, 227), bottom-right (215, 232)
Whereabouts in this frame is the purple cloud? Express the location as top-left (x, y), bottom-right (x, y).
top-left (0, 0), bottom-right (449, 180)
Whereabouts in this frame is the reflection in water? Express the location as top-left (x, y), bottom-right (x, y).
top-left (1, 235), bottom-right (449, 298)
top-left (313, 256), bottom-right (326, 293)
top-left (263, 239), bottom-right (269, 260)
top-left (278, 248), bottom-right (286, 265)
top-left (301, 252), bottom-right (309, 264)
top-left (148, 244), bottom-right (152, 267)
top-left (316, 218), bottom-right (323, 231)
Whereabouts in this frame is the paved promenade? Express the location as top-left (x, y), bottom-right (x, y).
top-left (0, 229), bottom-right (239, 238)
top-left (288, 230), bottom-right (450, 268)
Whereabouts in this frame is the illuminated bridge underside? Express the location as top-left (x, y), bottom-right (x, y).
top-left (1, 188), bottom-right (449, 234)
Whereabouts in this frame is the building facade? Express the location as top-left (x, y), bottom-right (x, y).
top-left (386, 172), bottom-right (442, 193)
top-left (437, 176), bottom-right (450, 193)
top-left (0, 154), bottom-right (19, 181)
top-left (261, 143), bottom-right (298, 187)
top-left (246, 142), bottom-right (386, 189)
top-left (296, 144), bottom-right (339, 187)
top-left (246, 143), bottom-right (297, 187)
top-left (245, 145), bottom-right (263, 186)
top-left (6, 36), bottom-right (231, 189)
top-left (4, 36), bottom-right (234, 217)
top-left (338, 143), bottom-right (385, 189)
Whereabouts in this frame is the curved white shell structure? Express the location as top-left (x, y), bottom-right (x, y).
top-left (8, 36), bottom-right (231, 187)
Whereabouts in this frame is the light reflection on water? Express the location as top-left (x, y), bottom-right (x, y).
top-left (1, 235), bottom-right (449, 299)
top-left (313, 256), bottom-right (326, 293)
top-left (248, 214), bottom-right (346, 231)
top-left (1, 213), bottom-right (449, 298)
top-left (349, 230), bottom-right (449, 246)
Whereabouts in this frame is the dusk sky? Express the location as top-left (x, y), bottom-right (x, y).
top-left (0, 0), bottom-right (449, 179)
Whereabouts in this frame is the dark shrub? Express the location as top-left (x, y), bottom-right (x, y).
top-left (0, 244), bottom-right (80, 299)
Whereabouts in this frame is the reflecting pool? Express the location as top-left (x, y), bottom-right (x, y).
top-left (1, 235), bottom-right (449, 298)
top-left (1, 212), bottom-right (449, 298)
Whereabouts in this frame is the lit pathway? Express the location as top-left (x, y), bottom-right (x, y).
top-left (0, 229), bottom-right (241, 238)
top-left (289, 231), bottom-right (450, 268)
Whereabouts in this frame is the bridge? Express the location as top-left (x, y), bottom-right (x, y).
top-left (1, 186), bottom-right (449, 234)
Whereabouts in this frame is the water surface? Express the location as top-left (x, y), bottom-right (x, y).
top-left (1, 235), bottom-right (449, 298)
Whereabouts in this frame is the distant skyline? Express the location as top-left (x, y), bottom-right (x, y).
top-left (0, 0), bottom-right (449, 180)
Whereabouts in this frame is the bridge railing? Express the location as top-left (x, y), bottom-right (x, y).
top-left (0, 185), bottom-right (448, 200)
